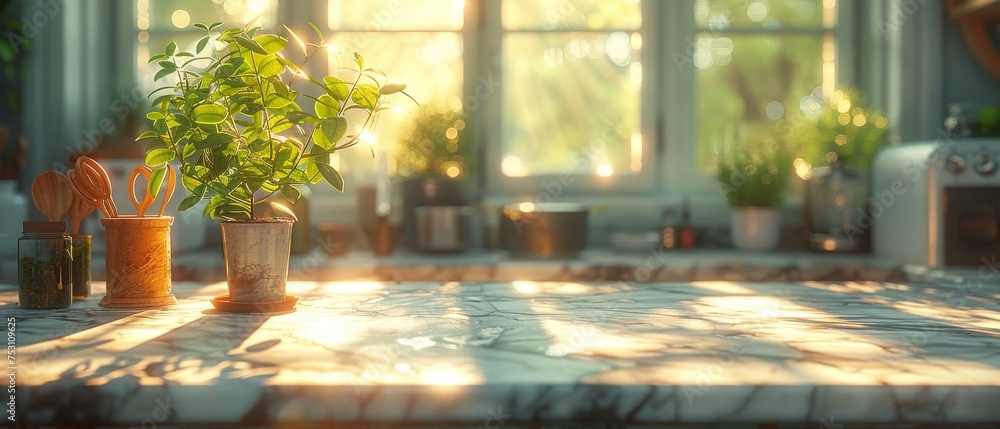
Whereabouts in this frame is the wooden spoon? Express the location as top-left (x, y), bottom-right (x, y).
top-left (31, 171), bottom-right (74, 222)
top-left (67, 188), bottom-right (95, 235)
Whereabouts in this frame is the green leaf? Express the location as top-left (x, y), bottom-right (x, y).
top-left (316, 161), bottom-right (344, 192)
top-left (255, 55), bottom-right (284, 78)
top-left (196, 36), bottom-right (211, 54)
top-left (323, 76), bottom-right (349, 101)
top-left (308, 22), bottom-right (325, 42)
top-left (314, 94), bottom-right (339, 118)
top-left (166, 41), bottom-right (177, 56)
top-left (204, 195), bottom-right (226, 219)
top-left (192, 103), bottom-right (228, 125)
top-left (282, 24), bottom-right (307, 55)
top-left (193, 133), bottom-right (234, 150)
top-left (154, 68), bottom-right (174, 82)
top-left (351, 83), bottom-right (379, 110)
top-left (353, 52), bottom-right (365, 69)
top-left (151, 94), bottom-right (174, 108)
top-left (146, 148), bottom-right (175, 167)
top-left (379, 82), bottom-right (406, 95)
top-left (253, 34), bottom-right (287, 55)
top-left (148, 166), bottom-right (166, 198)
top-left (181, 142), bottom-right (197, 159)
top-left (146, 111), bottom-right (165, 121)
top-left (136, 130), bottom-right (160, 141)
top-left (315, 116), bottom-right (347, 150)
top-left (274, 145), bottom-right (297, 173)
top-left (177, 193), bottom-right (202, 212)
top-left (147, 53), bottom-right (168, 64)
top-left (364, 67), bottom-right (388, 78)
top-left (194, 23), bottom-right (208, 31)
top-left (209, 21), bottom-right (223, 31)
top-left (234, 35), bottom-right (267, 54)
top-left (268, 115), bottom-right (294, 134)
top-left (265, 93), bottom-right (295, 109)
top-left (286, 111), bottom-right (318, 124)
top-left (279, 185), bottom-right (301, 203)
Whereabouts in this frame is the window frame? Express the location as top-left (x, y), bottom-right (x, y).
top-left (480, 0), bottom-right (661, 198)
top-left (663, 0), bottom-right (859, 202)
top-left (126, 0), bottom-right (862, 207)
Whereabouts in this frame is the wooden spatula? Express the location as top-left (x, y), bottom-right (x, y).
top-left (67, 190), bottom-right (95, 235)
top-left (31, 171), bottom-right (74, 222)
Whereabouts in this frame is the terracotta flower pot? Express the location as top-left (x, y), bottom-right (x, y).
top-left (220, 221), bottom-right (293, 303)
top-left (100, 216), bottom-right (176, 307)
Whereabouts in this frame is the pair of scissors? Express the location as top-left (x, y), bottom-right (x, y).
top-left (68, 156), bottom-right (119, 218)
top-left (129, 164), bottom-right (177, 217)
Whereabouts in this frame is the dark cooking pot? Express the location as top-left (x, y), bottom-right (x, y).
top-left (499, 202), bottom-right (588, 259)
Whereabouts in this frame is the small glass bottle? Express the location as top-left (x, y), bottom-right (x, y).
top-left (71, 235), bottom-right (91, 299)
top-left (661, 210), bottom-right (676, 250)
top-left (679, 199), bottom-right (696, 249)
top-left (18, 221), bottom-right (73, 309)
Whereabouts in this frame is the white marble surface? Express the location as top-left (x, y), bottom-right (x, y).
top-left (4, 280), bottom-right (1000, 427)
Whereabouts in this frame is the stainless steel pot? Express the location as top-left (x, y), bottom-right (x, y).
top-left (414, 206), bottom-right (473, 252)
top-left (499, 202), bottom-right (588, 259)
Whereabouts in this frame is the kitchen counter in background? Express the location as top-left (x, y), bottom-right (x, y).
top-left (161, 249), bottom-right (907, 283)
top-left (6, 280), bottom-right (1000, 427)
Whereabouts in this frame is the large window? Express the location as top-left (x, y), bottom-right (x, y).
top-left (133, 0), bottom-right (850, 198)
top-left (692, 0), bottom-right (838, 172)
top-left (499, 0), bottom-right (643, 178)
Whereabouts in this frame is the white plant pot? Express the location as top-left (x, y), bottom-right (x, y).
top-left (220, 221), bottom-right (293, 303)
top-left (730, 207), bottom-right (781, 251)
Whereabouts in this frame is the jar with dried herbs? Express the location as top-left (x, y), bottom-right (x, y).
top-left (18, 221), bottom-right (72, 309)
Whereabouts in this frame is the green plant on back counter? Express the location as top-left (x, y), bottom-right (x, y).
top-left (138, 21), bottom-right (412, 221)
top-left (395, 97), bottom-right (474, 181)
top-left (786, 88), bottom-right (889, 170)
top-left (717, 133), bottom-right (791, 208)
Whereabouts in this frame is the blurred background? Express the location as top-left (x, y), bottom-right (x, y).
top-left (2, 0), bottom-right (1000, 276)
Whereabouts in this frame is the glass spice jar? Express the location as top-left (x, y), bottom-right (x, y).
top-left (18, 221), bottom-right (73, 309)
top-left (71, 235), bottom-right (91, 299)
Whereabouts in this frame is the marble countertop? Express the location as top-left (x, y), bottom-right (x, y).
top-left (6, 280), bottom-right (1000, 427)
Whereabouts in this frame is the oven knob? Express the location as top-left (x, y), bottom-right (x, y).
top-left (945, 153), bottom-right (966, 174)
top-left (976, 154), bottom-right (996, 176)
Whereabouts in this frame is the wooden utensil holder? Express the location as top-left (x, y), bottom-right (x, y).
top-left (100, 216), bottom-right (176, 307)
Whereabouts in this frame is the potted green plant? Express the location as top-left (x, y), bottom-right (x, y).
top-left (394, 97), bottom-right (474, 250)
top-left (786, 88), bottom-right (889, 251)
top-left (139, 21), bottom-right (409, 305)
top-left (717, 133), bottom-right (790, 251)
